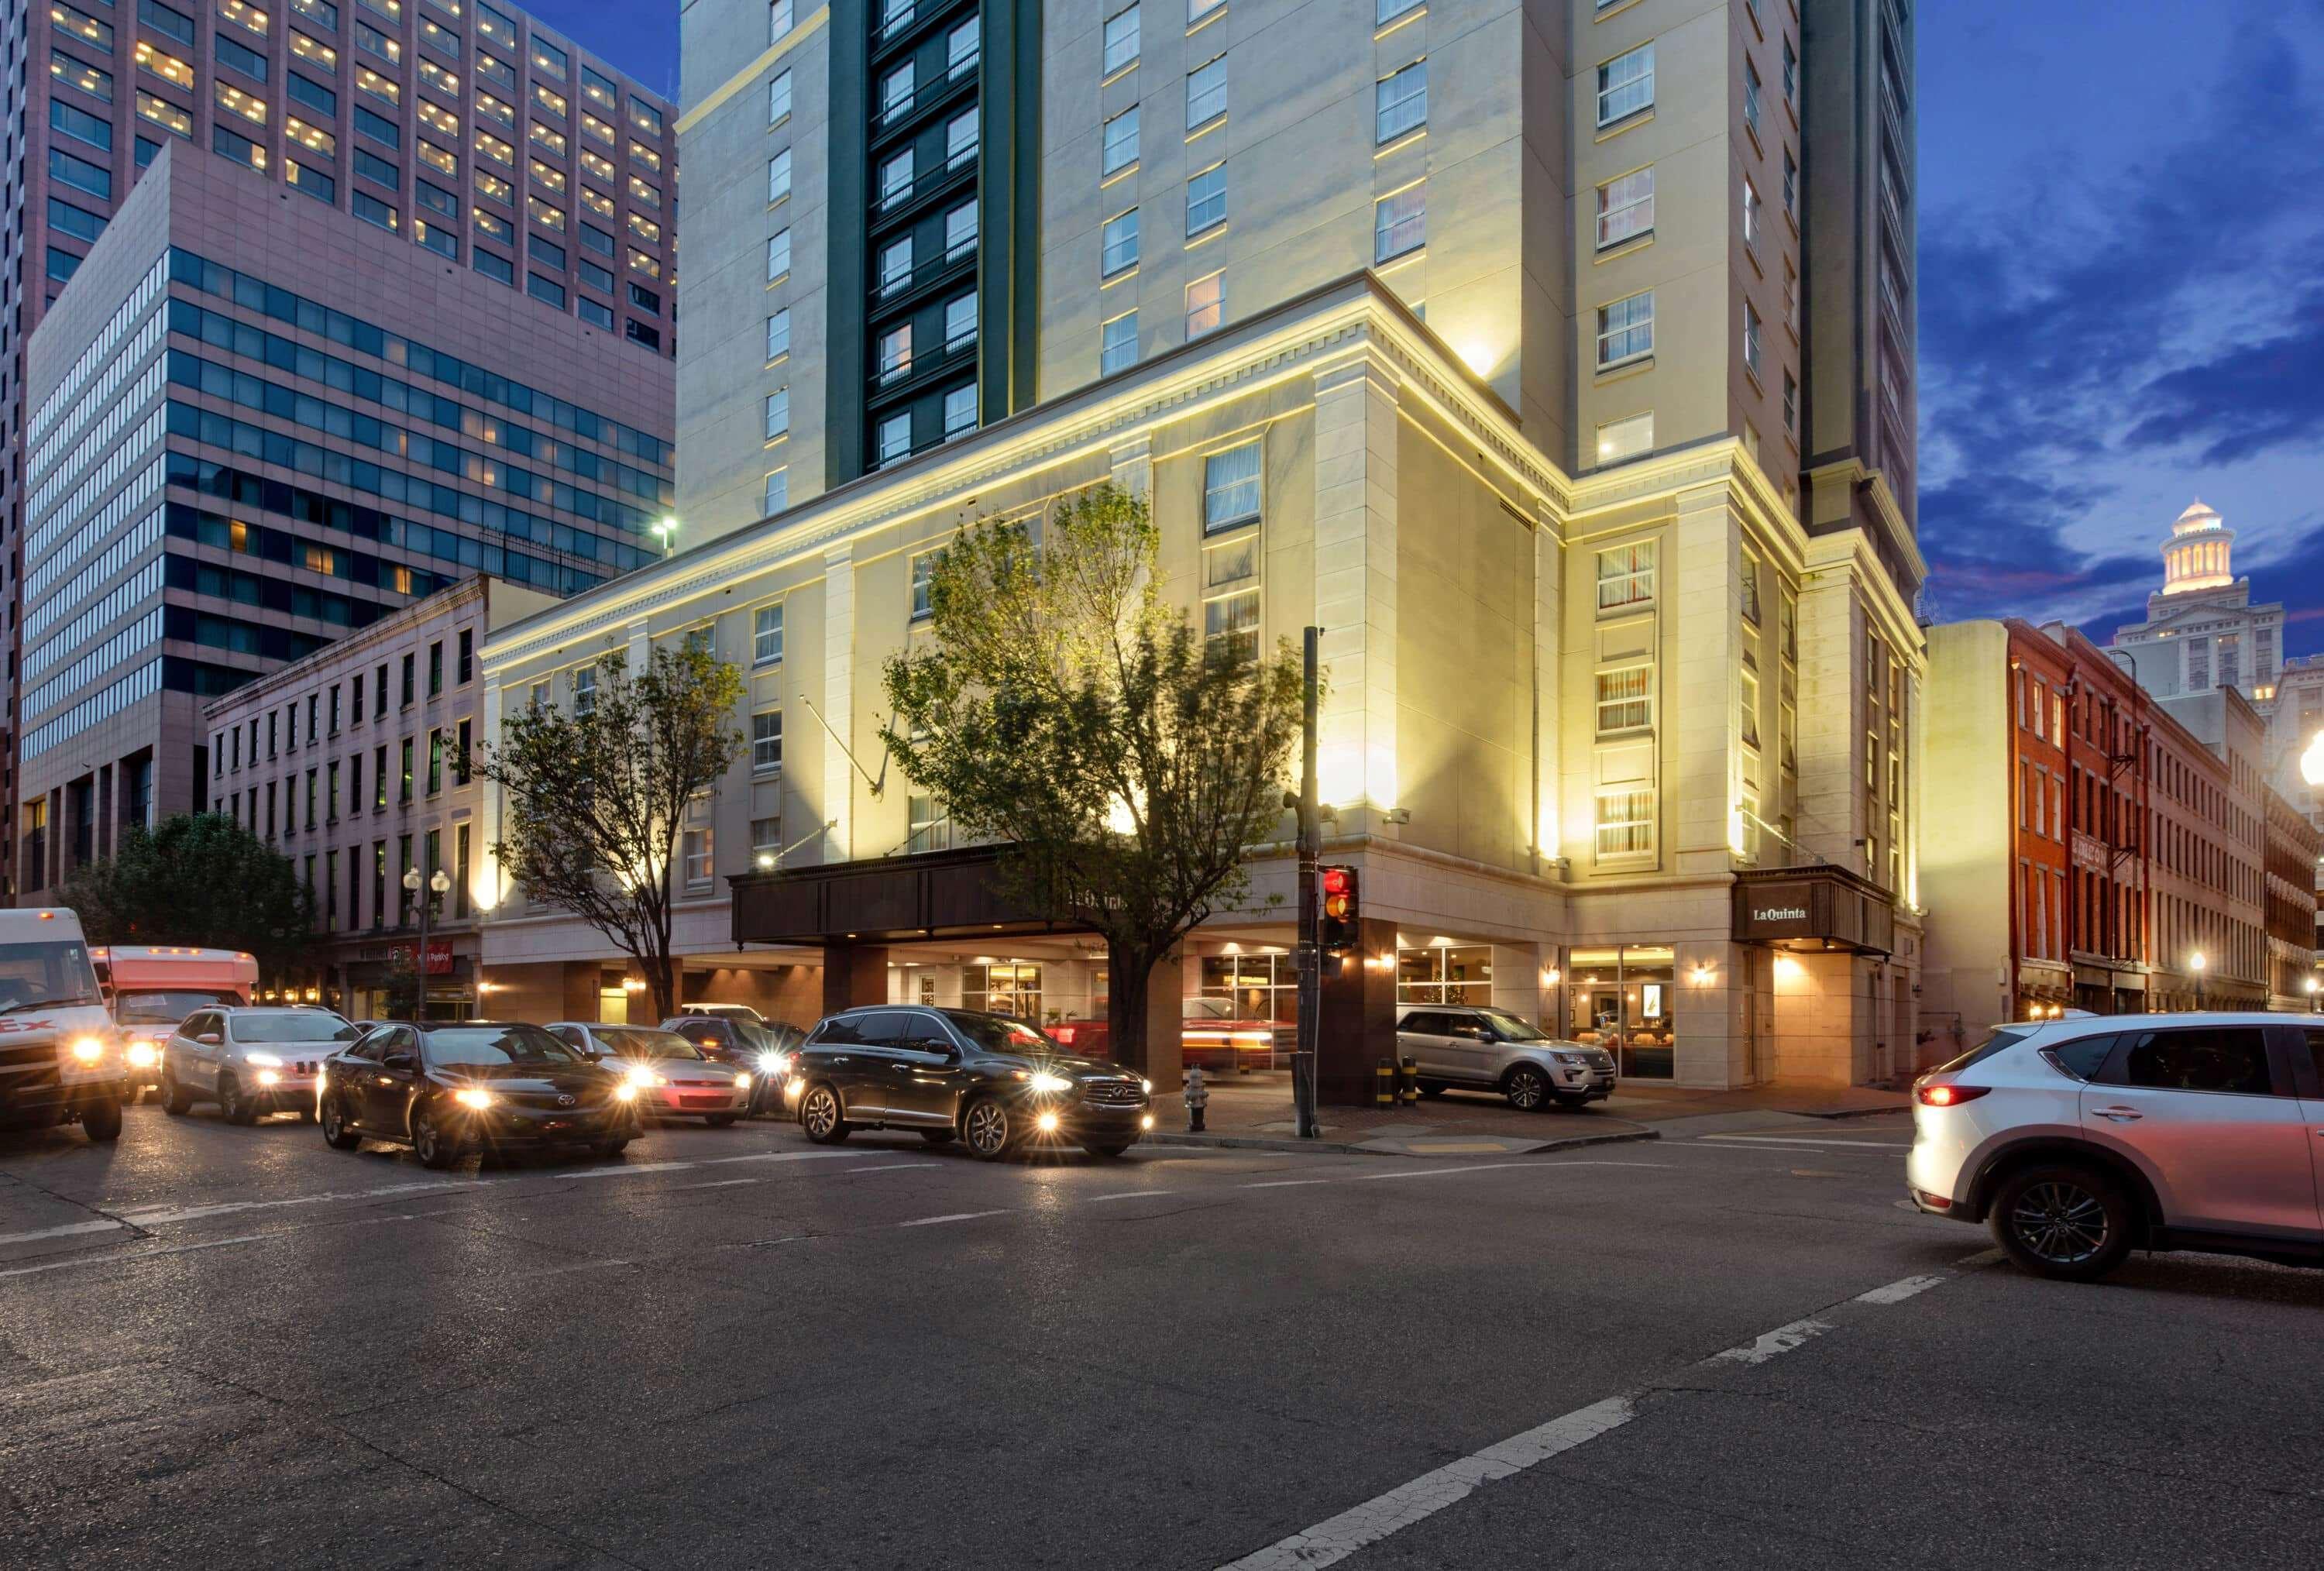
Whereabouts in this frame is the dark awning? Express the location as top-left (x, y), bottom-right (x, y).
top-left (1731, 866), bottom-right (1897, 956)
top-left (730, 845), bottom-right (1083, 947)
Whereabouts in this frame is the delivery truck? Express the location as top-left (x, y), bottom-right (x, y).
top-left (0, 909), bottom-right (126, 1142)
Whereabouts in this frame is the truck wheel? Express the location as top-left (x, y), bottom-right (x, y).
top-left (81, 1097), bottom-right (123, 1143)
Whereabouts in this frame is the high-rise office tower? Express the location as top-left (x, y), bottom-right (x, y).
top-left (11, 0), bottom-right (680, 899)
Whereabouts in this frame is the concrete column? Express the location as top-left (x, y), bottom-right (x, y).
top-left (1795, 541), bottom-right (1865, 869)
top-left (822, 544), bottom-right (856, 865)
top-left (1533, 506), bottom-right (1564, 871)
top-left (1316, 916), bottom-right (1400, 1106)
top-left (821, 943), bottom-right (889, 1014)
top-left (1491, 941), bottom-right (1554, 1028)
top-left (474, 679), bottom-right (504, 916)
top-left (1312, 351), bottom-right (1401, 836)
top-left (1670, 483), bottom-right (1741, 878)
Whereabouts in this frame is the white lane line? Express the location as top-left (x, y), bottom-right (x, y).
top-left (837, 1163), bottom-right (945, 1175)
top-left (116, 1177), bottom-right (493, 1228)
top-left (665, 1178), bottom-right (765, 1193)
top-left (1218, 1397), bottom-right (1638, 1571)
top-left (696, 1150), bottom-right (865, 1168)
top-left (1351, 1163), bottom-right (1540, 1182)
top-left (567, 1161), bottom-right (696, 1181)
top-left (1854, 1273), bottom-right (1947, 1305)
top-left (1089, 1191), bottom-right (1181, 1203)
top-left (1696, 1136), bottom-right (1910, 1153)
top-left (1239, 1179), bottom-right (1332, 1190)
top-left (1708, 1316), bottom-right (1831, 1366)
top-left (0, 1234), bottom-right (266, 1281)
top-left (0, 1219), bottom-right (129, 1247)
top-left (896, 1210), bottom-right (1010, 1229)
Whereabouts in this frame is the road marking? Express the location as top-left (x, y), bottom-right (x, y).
top-left (896, 1210), bottom-right (1010, 1228)
top-left (568, 1161), bottom-right (694, 1180)
top-left (1697, 1136), bottom-right (1910, 1152)
top-left (0, 1219), bottom-right (129, 1247)
top-left (1854, 1273), bottom-right (1947, 1305)
top-left (0, 1234), bottom-right (266, 1281)
top-left (1351, 1163), bottom-right (1539, 1181)
top-left (1090, 1191), bottom-right (1180, 1202)
top-left (1239, 1179), bottom-right (1332, 1190)
top-left (665, 1177), bottom-right (765, 1193)
top-left (1709, 1316), bottom-right (1831, 1365)
top-left (838, 1163), bottom-right (944, 1175)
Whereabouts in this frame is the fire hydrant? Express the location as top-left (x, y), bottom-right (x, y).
top-left (1183, 1064), bottom-right (1209, 1133)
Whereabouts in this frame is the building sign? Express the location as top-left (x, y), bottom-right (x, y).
top-left (1731, 869), bottom-right (1896, 955)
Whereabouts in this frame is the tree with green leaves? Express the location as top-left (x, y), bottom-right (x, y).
top-left (62, 813), bottom-right (315, 979)
top-left (466, 641), bottom-right (744, 1023)
top-left (882, 481), bottom-right (1305, 1076)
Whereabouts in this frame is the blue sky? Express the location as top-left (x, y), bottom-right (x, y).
top-left (540, 2), bottom-right (2324, 651)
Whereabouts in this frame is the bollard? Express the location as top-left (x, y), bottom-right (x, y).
top-left (1183, 1064), bottom-right (1208, 1133)
top-left (1375, 1059), bottom-right (1394, 1109)
top-left (1399, 1055), bottom-right (1420, 1106)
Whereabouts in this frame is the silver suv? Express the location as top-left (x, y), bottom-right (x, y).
top-left (161, 1006), bottom-right (360, 1124)
top-left (1908, 1013), bottom-right (2324, 1281)
top-left (1395, 1005), bottom-right (1617, 1111)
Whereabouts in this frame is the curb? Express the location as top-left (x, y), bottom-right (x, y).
top-left (1784, 1105), bottom-right (1912, 1121)
top-left (1140, 1126), bottom-right (1663, 1160)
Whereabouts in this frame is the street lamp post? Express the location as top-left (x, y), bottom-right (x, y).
top-left (2189, 950), bottom-right (2207, 1012)
top-left (652, 515), bottom-right (679, 559)
top-left (2306, 975), bottom-right (2320, 1013)
top-left (402, 864), bottom-right (453, 1022)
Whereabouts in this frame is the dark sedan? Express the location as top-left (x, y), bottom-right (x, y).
top-left (318, 1021), bottom-right (642, 1168)
top-left (789, 1006), bottom-right (1154, 1160)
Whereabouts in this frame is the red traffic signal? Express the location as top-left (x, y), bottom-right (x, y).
top-left (1319, 864), bottom-right (1359, 952)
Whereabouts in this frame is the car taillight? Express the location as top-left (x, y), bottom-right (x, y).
top-left (1916, 1083), bottom-right (1992, 1108)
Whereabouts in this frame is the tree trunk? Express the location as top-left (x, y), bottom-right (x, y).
top-left (1106, 945), bottom-right (1151, 1075)
top-left (646, 953), bottom-right (678, 1024)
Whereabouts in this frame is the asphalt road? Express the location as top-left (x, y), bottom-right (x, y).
top-left (2, 1102), bottom-right (2319, 1569)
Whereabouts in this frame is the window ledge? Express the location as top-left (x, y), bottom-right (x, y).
top-left (1595, 354), bottom-right (1655, 385)
top-left (1594, 108), bottom-right (1652, 143)
top-left (1593, 232), bottom-right (1654, 265)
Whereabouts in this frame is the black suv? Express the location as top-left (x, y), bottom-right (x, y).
top-left (791, 1006), bottom-right (1153, 1160)
top-left (318, 1021), bottom-right (641, 1168)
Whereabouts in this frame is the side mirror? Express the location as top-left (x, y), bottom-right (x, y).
top-left (923, 1040), bottom-right (961, 1059)
top-left (383, 1050), bottom-right (418, 1071)
top-left (196, 1032), bottom-right (222, 1045)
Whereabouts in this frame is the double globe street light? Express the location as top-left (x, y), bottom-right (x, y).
top-left (403, 865), bottom-right (452, 1022)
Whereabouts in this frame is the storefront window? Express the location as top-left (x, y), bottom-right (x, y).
top-left (1397, 944), bottom-right (1493, 1006)
top-left (1565, 944), bottom-right (1676, 1078)
top-left (963, 962), bottom-right (1042, 1021)
top-left (1197, 951), bottom-right (1295, 1022)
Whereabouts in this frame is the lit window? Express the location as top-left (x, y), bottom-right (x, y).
top-left (1596, 167), bottom-right (1653, 249)
top-left (1597, 43), bottom-right (1653, 125)
top-left (1596, 541), bottom-right (1655, 609)
top-left (533, 158), bottom-right (569, 193)
top-left (1185, 270), bottom-right (1223, 336)
top-left (909, 552), bottom-right (937, 617)
top-left (582, 147), bottom-right (615, 181)
top-left (630, 174), bottom-right (662, 207)
top-left (1594, 789), bottom-right (1655, 858)
top-left (531, 121), bottom-right (569, 158)
top-left (1596, 411), bottom-right (1652, 464)
top-left (528, 194), bottom-right (566, 231)
top-left (477, 129), bottom-right (515, 166)
top-left (476, 170), bottom-right (514, 205)
top-left (1202, 442), bottom-right (1261, 531)
top-left (878, 324), bottom-right (913, 382)
top-left (1374, 60), bottom-right (1426, 143)
top-left (536, 84), bottom-right (569, 120)
top-left (136, 42), bottom-right (194, 89)
top-left (290, 31), bottom-right (337, 70)
top-left (583, 112), bottom-right (616, 146)
top-left (1595, 666), bottom-right (1652, 734)
top-left (1595, 290), bottom-right (1654, 368)
top-left (1373, 183), bottom-right (1424, 263)
top-left (356, 66), bottom-right (398, 105)
top-left (753, 604), bottom-right (786, 665)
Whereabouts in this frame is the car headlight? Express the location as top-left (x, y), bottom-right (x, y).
top-left (625, 1065), bottom-right (666, 1088)
top-left (68, 1036), bottom-right (107, 1064)
top-left (757, 1050), bottom-right (791, 1076)
top-left (126, 1040), bottom-right (160, 1069)
top-left (452, 1087), bottom-right (494, 1110)
top-left (733, 1072), bottom-right (752, 1091)
top-left (1026, 1071), bottom-right (1074, 1094)
top-left (1553, 1052), bottom-right (1588, 1066)
top-left (257, 1071), bottom-right (281, 1087)
top-left (246, 1052), bottom-right (284, 1068)
top-left (1140, 1078), bottom-right (1153, 1095)
top-left (613, 1082), bottom-right (638, 1102)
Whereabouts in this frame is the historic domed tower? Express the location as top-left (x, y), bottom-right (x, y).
top-left (2159, 499), bottom-right (2235, 596)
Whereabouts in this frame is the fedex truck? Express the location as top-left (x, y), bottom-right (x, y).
top-left (0, 909), bottom-right (126, 1142)
top-left (93, 947), bottom-right (260, 1091)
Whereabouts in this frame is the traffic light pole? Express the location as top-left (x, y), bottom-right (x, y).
top-left (1294, 626), bottom-right (1321, 1140)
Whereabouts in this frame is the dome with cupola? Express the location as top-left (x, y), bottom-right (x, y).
top-left (2160, 498), bottom-right (2235, 594)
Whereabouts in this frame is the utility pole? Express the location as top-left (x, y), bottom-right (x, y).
top-left (1294, 627), bottom-right (1322, 1140)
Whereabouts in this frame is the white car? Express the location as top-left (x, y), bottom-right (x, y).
top-left (1907, 1012), bottom-right (2324, 1281)
top-left (162, 1006), bottom-right (361, 1124)
top-left (548, 1023), bottom-right (754, 1125)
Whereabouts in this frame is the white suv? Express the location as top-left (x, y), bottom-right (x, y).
top-left (1908, 1013), bottom-right (2324, 1281)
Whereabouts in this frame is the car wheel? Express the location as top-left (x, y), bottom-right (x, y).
top-left (218, 1074), bottom-right (257, 1126)
top-left (81, 1097), bottom-right (123, 1143)
top-left (1504, 1064), bottom-right (1550, 1112)
top-left (1990, 1163), bottom-right (2133, 1282)
top-left (919, 1128), bottom-right (957, 1146)
top-left (799, 1083), bottom-right (850, 1145)
top-left (320, 1094), bottom-right (362, 1151)
top-left (705, 1113), bottom-right (740, 1129)
top-left (962, 1097), bottom-right (1017, 1161)
top-left (161, 1067), bottom-right (192, 1116)
top-left (413, 1105), bottom-right (459, 1171)
top-left (1081, 1141), bottom-right (1132, 1159)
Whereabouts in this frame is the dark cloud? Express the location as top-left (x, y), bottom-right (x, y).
top-left (2123, 290), bottom-right (2324, 463)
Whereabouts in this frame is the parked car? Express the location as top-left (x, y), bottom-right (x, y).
top-left (1908, 1013), bottom-right (2324, 1281)
top-left (678, 1002), bottom-right (767, 1025)
top-left (549, 1023), bottom-right (751, 1125)
top-left (161, 1006), bottom-right (361, 1123)
top-left (318, 1021), bottom-right (641, 1168)
top-left (660, 1015), bottom-right (794, 1115)
top-left (1395, 1005), bottom-right (1618, 1111)
top-left (1051, 996), bottom-right (1291, 1071)
top-left (790, 1006), bottom-right (1154, 1160)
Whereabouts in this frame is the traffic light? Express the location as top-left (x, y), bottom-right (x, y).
top-left (1319, 865), bottom-right (1359, 955)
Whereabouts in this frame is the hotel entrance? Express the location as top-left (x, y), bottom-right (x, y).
top-left (1563, 945), bottom-right (1677, 1078)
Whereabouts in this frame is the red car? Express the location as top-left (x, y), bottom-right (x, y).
top-left (1052, 996), bottom-right (1291, 1071)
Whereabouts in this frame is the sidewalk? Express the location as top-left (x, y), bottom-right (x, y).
top-left (1143, 1072), bottom-right (1908, 1158)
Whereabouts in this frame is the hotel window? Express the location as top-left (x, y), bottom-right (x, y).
top-left (1741, 176), bottom-right (1761, 249)
top-left (1743, 299), bottom-right (1762, 380)
top-left (944, 383), bottom-right (978, 438)
top-left (54, 2), bottom-right (115, 52)
top-left (631, 174), bottom-right (662, 207)
top-left (1783, 36), bottom-right (1797, 105)
top-left (1103, 5), bottom-right (1140, 74)
top-left (760, 309), bottom-right (792, 367)
top-left (907, 796), bottom-right (953, 854)
top-left (536, 84), bottom-right (569, 120)
top-left (947, 110), bottom-right (978, 169)
top-left (477, 50), bottom-right (514, 90)
top-left (1106, 207), bottom-right (1143, 274)
top-left (879, 413), bottom-right (914, 467)
top-left (1203, 530), bottom-right (1261, 666)
top-left (754, 604), bottom-right (786, 666)
top-left (1595, 666), bottom-right (1652, 734)
top-left (136, 92), bottom-right (192, 139)
top-left (768, 0), bottom-right (793, 39)
top-left (881, 150), bottom-right (914, 208)
top-left (414, 55), bottom-right (457, 95)
top-left (758, 466), bottom-right (789, 513)
top-left (752, 710), bottom-right (785, 774)
top-left (1187, 163), bottom-right (1226, 235)
top-left (528, 194), bottom-right (566, 230)
top-left (765, 388), bottom-right (790, 442)
top-left (356, 67), bottom-right (398, 106)
top-left (533, 122), bottom-right (569, 160)
top-left (1596, 411), bottom-right (1652, 465)
top-left (1102, 311), bottom-right (1138, 374)
top-left (582, 147), bottom-right (615, 181)
top-left (767, 228), bottom-right (792, 280)
top-left (292, 30), bottom-right (337, 70)
top-left (418, 100), bottom-right (457, 137)
top-left (1739, 669), bottom-right (1762, 748)
top-left (1596, 167), bottom-right (1653, 249)
top-left (768, 69), bottom-right (792, 125)
top-left (1375, 60), bottom-right (1426, 143)
top-left (1202, 441), bottom-right (1263, 532)
top-left (1783, 150), bottom-right (1797, 218)
top-left (882, 62), bottom-right (914, 122)
top-left (51, 50), bottom-right (112, 101)
top-left (1597, 541), bottom-right (1655, 609)
top-left (944, 292), bottom-right (978, 353)
top-left (536, 158), bottom-right (571, 192)
top-left (1597, 43), bottom-right (1653, 125)
top-left (881, 236), bottom-right (914, 294)
top-left (1744, 57), bottom-right (1762, 136)
top-left (682, 823), bottom-right (714, 891)
top-left (478, 129), bottom-right (515, 166)
top-left (477, 91), bottom-right (517, 129)
top-left (1379, 0), bottom-right (1423, 22)
top-left (582, 110), bottom-right (615, 146)
top-left (910, 551), bottom-right (938, 619)
top-left (1373, 183), bottom-right (1424, 263)
top-left (1785, 261), bottom-right (1800, 333)
top-left (215, 125), bottom-right (267, 170)
top-left (1594, 789), bottom-right (1655, 858)
top-left (137, 43), bottom-right (195, 89)
top-left (768, 149), bottom-right (792, 205)
top-left (572, 665), bottom-right (597, 716)
top-left (1189, 0), bottom-right (1223, 23)
top-left (1782, 372), bottom-right (1797, 436)
top-left (1739, 548), bottom-right (1762, 625)
top-left (1595, 290), bottom-right (1653, 367)
top-left (1186, 53), bottom-right (1226, 126)
top-left (878, 324), bottom-right (913, 382)
top-left (1186, 270), bottom-right (1224, 336)
top-left (631, 99), bottom-right (665, 137)
top-left (417, 139), bottom-right (455, 174)
top-left (1104, 107), bottom-right (1140, 176)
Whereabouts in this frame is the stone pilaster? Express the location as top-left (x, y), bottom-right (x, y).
top-left (821, 543), bottom-right (856, 865)
top-left (1669, 482), bottom-right (1741, 877)
top-left (1311, 350), bottom-right (1401, 835)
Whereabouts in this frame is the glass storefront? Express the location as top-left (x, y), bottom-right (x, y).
top-left (1198, 952), bottom-right (1295, 1022)
top-left (963, 962), bottom-right (1042, 1021)
top-left (1397, 944), bottom-right (1494, 1007)
top-left (1565, 944), bottom-right (1676, 1078)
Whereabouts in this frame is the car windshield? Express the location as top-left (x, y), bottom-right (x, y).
top-left (423, 1023), bottom-right (585, 1068)
top-left (116, 988), bottom-right (239, 1024)
top-left (233, 1012), bottom-right (361, 1043)
top-left (595, 1028), bottom-right (705, 1060)
top-left (1475, 1009), bottom-right (1552, 1043)
top-left (0, 940), bottom-right (101, 1011)
top-left (942, 1010), bottom-right (1057, 1054)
